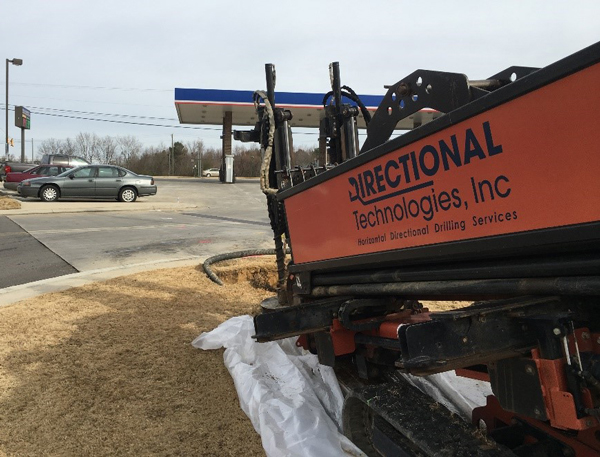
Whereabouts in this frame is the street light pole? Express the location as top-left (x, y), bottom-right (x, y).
top-left (5, 58), bottom-right (23, 159)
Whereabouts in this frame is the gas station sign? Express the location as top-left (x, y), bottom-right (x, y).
top-left (15, 106), bottom-right (30, 130)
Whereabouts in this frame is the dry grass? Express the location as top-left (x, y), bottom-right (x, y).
top-left (0, 196), bottom-right (21, 210)
top-left (0, 258), bottom-right (277, 457)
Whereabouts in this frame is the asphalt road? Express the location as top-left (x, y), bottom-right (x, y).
top-left (0, 216), bottom-right (77, 288)
top-left (1, 177), bottom-right (274, 288)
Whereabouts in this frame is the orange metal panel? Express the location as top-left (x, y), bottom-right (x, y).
top-left (284, 63), bottom-right (600, 265)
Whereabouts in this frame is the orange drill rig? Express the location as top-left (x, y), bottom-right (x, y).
top-left (236, 41), bottom-right (600, 456)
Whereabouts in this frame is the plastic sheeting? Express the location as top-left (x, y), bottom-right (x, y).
top-left (192, 315), bottom-right (366, 457)
top-left (193, 315), bottom-right (493, 457)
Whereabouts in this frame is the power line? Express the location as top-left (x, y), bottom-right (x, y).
top-left (10, 93), bottom-right (167, 109)
top-left (0, 105), bottom-right (351, 136)
top-left (1, 81), bottom-right (171, 92)
top-left (1, 105), bottom-right (220, 131)
top-left (32, 111), bottom-right (223, 131)
top-left (27, 105), bottom-right (180, 122)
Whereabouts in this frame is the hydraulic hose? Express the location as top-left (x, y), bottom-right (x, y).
top-left (203, 248), bottom-right (290, 286)
top-left (322, 85), bottom-right (372, 126)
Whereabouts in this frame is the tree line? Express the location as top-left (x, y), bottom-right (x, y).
top-left (32, 133), bottom-right (319, 177)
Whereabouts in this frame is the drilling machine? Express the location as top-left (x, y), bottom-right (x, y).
top-left (235, 42), bottom-right (600, 456)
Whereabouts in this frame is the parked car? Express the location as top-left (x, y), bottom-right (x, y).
top-left (0, 161), bottom-right (37, 181)
top-left (17, 165), bottom-right (157, 202)
top-left (202, 168), bottom-right (220, 178)
top-left (40, 154), bottom-right (90, 167)
top-left (3, 165), bottom-right (73, 190)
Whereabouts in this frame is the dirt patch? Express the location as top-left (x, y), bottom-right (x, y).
top-left (0, 196), bottom-right (21, 210)
top-left (210, 257), bottom-right (278, 291)
top-left (0, 257), bottom-right (466, 457)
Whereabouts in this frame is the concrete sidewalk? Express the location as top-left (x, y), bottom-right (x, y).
top-left (0, 255), bottom-right (204, 308)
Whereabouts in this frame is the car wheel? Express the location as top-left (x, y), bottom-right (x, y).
top-left (206, 173), bottom-right (211, 178)
top-left (119, 187), bottom-right (137, 202)
top-left (40, 185), bottom-right (59, 202)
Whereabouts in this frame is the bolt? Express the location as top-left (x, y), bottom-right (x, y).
top-left (597, 337), bottom-right (600, 345)
top-left (462, 337), bottom-right (468, 344)
top-left (553, 328), bottom-right (562, 336)
top-left (397, 83), bottom-right (410, 96)
top-left (478, 315), bottom-right (486, 323)
top-left (586, 420), bottom-right (594, 427)
top-left (525, 366), bottom-right (535, 375)
top-left (534, 407), bottom-right (542, 417)
top-left (581, 332), bottom-right (590, 340)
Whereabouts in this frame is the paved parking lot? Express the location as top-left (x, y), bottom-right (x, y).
top-left (0, 177), bottom-right (274, 298)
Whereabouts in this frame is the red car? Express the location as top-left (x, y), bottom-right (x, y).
top-left (3, 165), bottom-right (73, 191)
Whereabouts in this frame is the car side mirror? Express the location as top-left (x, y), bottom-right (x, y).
top-left (69, 175), bottom-right (75, 180)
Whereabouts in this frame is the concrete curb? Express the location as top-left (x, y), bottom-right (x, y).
top-left (0, 255), bottom-right (205, 308)
top-left (0, 203), bottom-right (199, 216)
top-left (0, 188), bottom-right (198, 215)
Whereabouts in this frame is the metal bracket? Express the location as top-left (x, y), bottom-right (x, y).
top-left (360, 66), bottom-right (539, 153)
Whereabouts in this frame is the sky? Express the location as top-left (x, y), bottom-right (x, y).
top-left (1, 0), bottom-right (599, 160)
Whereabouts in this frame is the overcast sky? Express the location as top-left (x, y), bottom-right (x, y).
top-left (2, 0), bottom-right (599, 159)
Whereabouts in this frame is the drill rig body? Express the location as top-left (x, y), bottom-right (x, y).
top-left (238, 42), bottom-right (600, 456)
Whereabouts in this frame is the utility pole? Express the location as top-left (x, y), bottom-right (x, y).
top-left (199, 150), bottom-right (202, 177)
top-left (5, 58), bottom-right (23, 159)
top-left (171, 133), bottom-right (174, 175)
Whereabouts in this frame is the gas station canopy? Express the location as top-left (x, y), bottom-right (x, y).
top-left (174, 88), bottom-right (440, 130)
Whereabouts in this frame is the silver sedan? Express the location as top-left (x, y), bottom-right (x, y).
top-left (17, 165), bottom-right (157, 202)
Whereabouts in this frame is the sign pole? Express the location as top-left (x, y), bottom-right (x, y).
top-left (20, 127), bottom-right (25, 162)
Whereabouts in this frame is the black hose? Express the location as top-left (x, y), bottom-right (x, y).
top-left (341, 85), bottom-right (372, 125)
top-left (203, 248), bottom-right (290, 286)
top-left (322, 87), bottom-right (372, 126)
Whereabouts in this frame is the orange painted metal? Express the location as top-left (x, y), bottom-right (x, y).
top-left (473, 395), bottom-right (600, 456)
top-left (327, 310), bottom-right (432, 356)
top-left (455, 367), bottom-right (490, 383)
top-left (283, 63), bottom-right (600, 265)
top-left (531, 328), bottom-right (600, 431)
top-left (330, 319), bottom-right (356, 356)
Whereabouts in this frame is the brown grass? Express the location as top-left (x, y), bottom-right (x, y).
top-left (0, 258), bottom-right (277, 457)
top-left (0, 196), bottom-right (21, 210)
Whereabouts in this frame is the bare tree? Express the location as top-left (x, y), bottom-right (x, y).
top-left (116, 135), bottom-right (142, 168)
top-left (38, 137), bottom-right (83, 160)
top-left (38, 138), bottom-right (63, 156)
top-left (75, 132), bottom-right (99, 162)
top-left (62, 138), bottom-right (77, 156)
top-left (233, 146), bottom-right (261, 177)
top-left (98, 135), bottom-right (117, 164)
top-left (186, 139), bottom-right (205, 176)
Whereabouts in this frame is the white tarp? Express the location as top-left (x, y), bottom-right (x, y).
top-left (193, 315), bottom-right (493, 457)
top-left (192, 315), bottom-right (366, 457)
